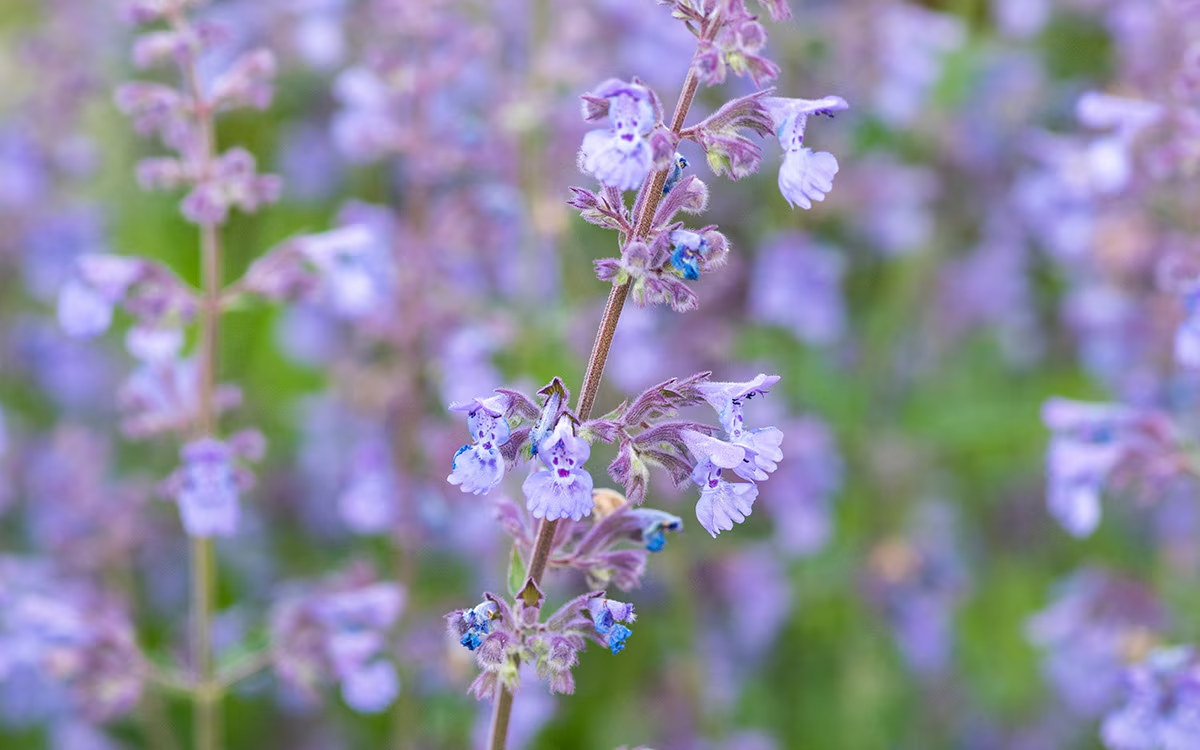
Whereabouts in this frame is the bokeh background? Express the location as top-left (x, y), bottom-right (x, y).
top-left (1, 0), bottom-right (1192, 748)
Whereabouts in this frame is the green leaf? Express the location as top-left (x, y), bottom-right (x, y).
top-left (507, 545), bottom-right (527, 600)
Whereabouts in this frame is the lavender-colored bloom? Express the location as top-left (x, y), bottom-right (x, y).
top-left (337, 442), bottom-right (398, 535)
top-left (1028, 570), bottom-right (1165, 717)
top-left (340, 659), bottom-right (399, 714)
top-left (523, 420), bottom-right (595, 522)
top-left (1102, 647), bottom-right (1200, 750)
top-left (294, 222), bottom-right (392, 319)
top-left (175, 438), bottom-right (240, 537)
top-left (579, 79), bottom-right (658, 191)
top-left (872, 6), bottom-right (965, 127)
top-left (270, 568), bottom-right (404, 714)
top-left (56, 256), bottom-right (142, 338)
top-left (748, 233), bottom-right (846, 346)
top-left (694, 467), bottom-right (759, 538)
top-left (448, 394), bottom-right (511, 496)
top-left (763, 96), bottom-right (848, 209)
top-left (1041, 398), bottom-right (1144, 537)
top-left (762, 416), bottom-right (842, 558)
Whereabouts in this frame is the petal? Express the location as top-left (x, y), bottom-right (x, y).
top-left (695, 481), bottom-right (758, 537)
top-left (523, 468), bottom-right (595, 521)
top-left (779, 149), bottom-right (839, 211)
top-left (447, 445), bottom-right (505, 495)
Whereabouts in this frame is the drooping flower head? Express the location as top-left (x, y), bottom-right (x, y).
top-left (579, 79), bottom-right (664, 192)
top-left (696, 374), bottom-right (784, 478)
top-left (762, 96), bottom-right (848, 209)
top-left (523, 418), bottom-right (595, 522)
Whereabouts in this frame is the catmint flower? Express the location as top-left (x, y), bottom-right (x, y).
top-left (57, 255), bottom-right (143, 338)
top-left (1102, 646), bottom-right (1200, 750)
top-left (523, 419), bottom-right (595, 522)
top-left (696, 374), bottom-right (784, 478)
top-left (340, 659), bottom-right (399, 714)
top-left (447, 395), bottom-right (511, 496)
top-left (579, 79), bottom-right (665, 191)
top-left (451, 600), bottom-right (500, 652)
top-left (1040, 398), bottom-right (1173, 537)
top-left (662, 152), bottom-right (689, 193)
top-left (181, 147), bottom-right (282, 226)
top-left (174, 438), bottom-right (240, 537)
top-left (668, 229), bottom-right (711, 280)
top-left (763, 96), bottom-right (848, 209)
top-left (693, 460), bottom-right (759, 538)
top-left (635, 508), bottom-right (684, 552)
top-left (270, 569), bottom-right (404, 714)
top-left (589, 599), bottom-right (635, 655)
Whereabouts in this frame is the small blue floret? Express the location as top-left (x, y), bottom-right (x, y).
top-left (645, 528), bottom-right (667, 552)
top-left (460, 631), bottom-right (483, 651)
top-left (608, 624), bottom-right (632, 654)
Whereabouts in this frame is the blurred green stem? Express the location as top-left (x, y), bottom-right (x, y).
top-left (175, 4), bottom-right (223, 745)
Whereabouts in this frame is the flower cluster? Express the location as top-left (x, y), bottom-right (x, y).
top-left (269, 566), bottom-right (405, 714)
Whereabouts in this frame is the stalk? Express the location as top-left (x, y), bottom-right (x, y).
top-left (486, 48), bottom-right (705, 750)
top-left (175, 9), bottom-right (222, 746)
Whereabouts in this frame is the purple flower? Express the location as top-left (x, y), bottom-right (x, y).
top-left (448, 395), bottom-right (511, 496)
top-left (1102, 647), bottom-right (1200, 750)
top-left (697, 374), bottom-right (784, 476)
top-left (694, 465), bottom-right (759, 538)
top-left (523, 420), bottom-right (595, 522)
top-left (340, 659), bottom-right (399, 714)
top-left (589, 598), bottom-right (635, 655)
top-left (56, 255), bottom-right (143, 338)
top-left (748, 233), bottom-right (846, 346)
top-left (270, 567), bottom-right (404, 714)
top-left (668, 229), bottom-right (711, 281)
top-left (175, 438), bottom-right (240, 537)
top-left (1027, 570), bottom-right (1165, 716)
top-left (579, 79), bottom-right (659, 191)
top-left (450, 600), bottom-right (500, 652)
top-left (763, 96), bottom-right (848, 209)
top-left (1041, 398), bottom-right (1168, 537)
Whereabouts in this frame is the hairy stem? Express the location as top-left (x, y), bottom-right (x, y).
top-left (487, 47), bottom-right (705, 750)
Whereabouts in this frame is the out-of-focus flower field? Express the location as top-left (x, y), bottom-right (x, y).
top-left (4, 1), bottom-right (1200, 749)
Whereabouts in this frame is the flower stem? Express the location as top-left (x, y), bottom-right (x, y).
top-left (177, 7), bottom-right (222, 745)
top-left (486, 52), bottom-right (704, 750)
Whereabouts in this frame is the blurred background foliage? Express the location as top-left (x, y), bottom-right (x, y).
top-left (0, 0), bottom-right (1174, 749)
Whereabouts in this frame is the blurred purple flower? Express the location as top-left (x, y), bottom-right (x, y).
top-left (748, 233), bottom-right (846, 346)
top-left (1028, 569), bottom-right (1165, 717)
top-left (1102, 646), bottom-right (1200, 750)
top-left (174, 438), bottom-right (241, 538)
top-left (270, 566), bottom-right (404, 714)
